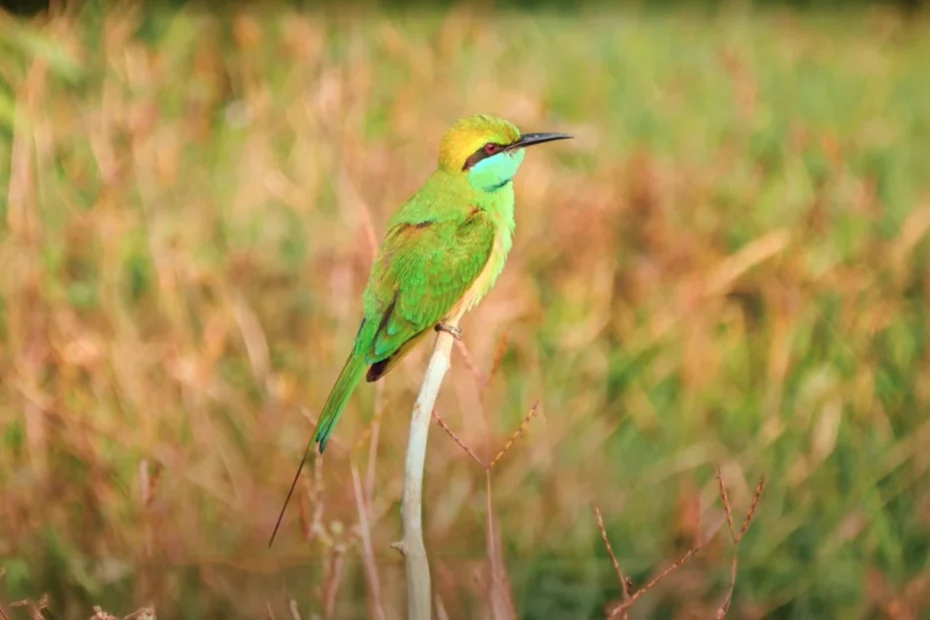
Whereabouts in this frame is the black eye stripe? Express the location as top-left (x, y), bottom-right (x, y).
top-left (462, 142), bottom-right (504, 171)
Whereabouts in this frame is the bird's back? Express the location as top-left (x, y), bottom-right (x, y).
top-left (382, 169), bottom-right (516, 313)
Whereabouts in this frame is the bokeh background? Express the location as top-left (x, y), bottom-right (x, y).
top-left (1, 1), bottom-right (929, 618)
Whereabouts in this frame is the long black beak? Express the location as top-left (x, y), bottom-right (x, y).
top-left (505, 132), bottom-right (573, 151)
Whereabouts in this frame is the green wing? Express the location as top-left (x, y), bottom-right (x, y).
top-left (355, 210), bottom-right (496, 381)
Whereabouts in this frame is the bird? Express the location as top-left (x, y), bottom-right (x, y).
top-left (270, 114), bottom-right (571, 544)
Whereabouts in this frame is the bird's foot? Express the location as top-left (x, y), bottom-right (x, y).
top-left (435, 322), bottom-right (463, 341)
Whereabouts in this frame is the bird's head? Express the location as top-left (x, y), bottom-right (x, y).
top-left (437, 114), bottom-right (572, 192)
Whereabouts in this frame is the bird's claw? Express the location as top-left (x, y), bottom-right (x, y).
top-left (436, 322), bottom-right (463, 341)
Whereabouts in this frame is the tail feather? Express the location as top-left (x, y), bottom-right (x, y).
top-left (269, 351), bottom-right (367, 547)
top-left (312, 352), bottom-right (368, 452)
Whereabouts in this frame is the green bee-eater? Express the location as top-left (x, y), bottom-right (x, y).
top-left (271, 115), bottom-right (570, 542)
top-left (312, 114), bottom-right (570, 451)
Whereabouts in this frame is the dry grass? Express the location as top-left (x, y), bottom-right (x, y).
top-left (1, 3), bottom-right (930, 618)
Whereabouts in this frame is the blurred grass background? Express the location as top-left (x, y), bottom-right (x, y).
top-left (1, 1), bottom-right (930, 618)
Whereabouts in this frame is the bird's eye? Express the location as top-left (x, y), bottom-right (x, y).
top-left (484, 143), bottom-right (500, 154)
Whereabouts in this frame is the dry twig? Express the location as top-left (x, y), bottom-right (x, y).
top-left (10, 595), bottom-right (51, 620)
top-left (486, 471), bottom-right (516, 619)
top-left (596, 464), bottom-right (766, 619)
top-left (488, 401), bottom-right (540, 469)
top-left (351, 463), bottom-right (386, 620)
top-left (606, 517), bottom-right (725, 619)
top-left (434, 393), bottom-right (541, 620)
top-left (716, 466), bottom-right (766, 618)
top-left (432, 409), bottom-right (484, 466)
top-left (322, 541), bottom-right (348, 619)
top-left (594, 506), bottom-right (632, 616)
top-left (433, 400), bottom-right (540, 471)
top-left (454, 337), bottom-right (485, 386)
